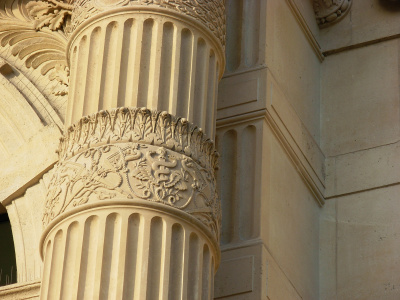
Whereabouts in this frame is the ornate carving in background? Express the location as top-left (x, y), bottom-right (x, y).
top-left (45, 142), bottom-right (220, 241)
top-left (70, 0), bottom-right (225, 47)
top-left (0, 0), bottom-right (69, 95)
top-left (313, 0), bottom-right (351, 27)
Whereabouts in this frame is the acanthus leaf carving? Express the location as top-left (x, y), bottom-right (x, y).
top-left (26, 0), bottom-right (73, 31)
top-left (0, 0), bottom-right (70, 95)
top-left (71, 0), bottom-right (225, 48)
top-left (44, 142), bottom-right (221, 242)
top-left (58, 108), bottom-right (219, 172)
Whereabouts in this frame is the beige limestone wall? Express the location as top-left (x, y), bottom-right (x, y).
top-left (321, 186), bottom-right (400, 300)
top-left (265, 0), bottom-right (321, 142)
top-left (320, 2), bottom-right (400, 299)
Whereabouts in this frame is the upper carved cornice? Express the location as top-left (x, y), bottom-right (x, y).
top-left (70, 0), bottom-right (225, 47)
top-left (313, 0), bottom-right (351, 28)
top-left (45, 107), bottom-right (221, 241)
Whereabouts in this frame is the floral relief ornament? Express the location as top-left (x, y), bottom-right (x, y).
top-left (44, 142), bottom-right (221, 242)
top-left (44, 108), bottom-right (221, 241)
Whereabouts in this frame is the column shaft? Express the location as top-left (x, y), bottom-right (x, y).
top-left (40, 203), bottom-right (217, 300)
top-left (66, 8), bottom-right (223, 137)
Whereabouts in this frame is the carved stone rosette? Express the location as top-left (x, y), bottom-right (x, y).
top-left (313, 0), bottom-right (352, 27)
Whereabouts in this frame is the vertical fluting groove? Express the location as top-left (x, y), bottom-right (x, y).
top-left (197, 243), bottom-right (204, 300)
top-left (181, 229), bottom-right (190, 298)
top-left (239, 126), bottom-right (257, 240)
top-left (99, 213), bottom-right (122, 300)
top-left (168, 223), bottom-right (184, 300)
top-left (186, 34), bottom-right (198, 121)
top-left (226, 0), bottom-right (243, 72)
top-left (187, 233), bottom-right (200, 300)
top-left (86, 27), bottom-right (106, 113)
top-left (137, 18), bottom-right (154, 107)
top-left (129, 19), bottom-right (144, 108)
top-left (72, 35), bottom-right (89, 124)
top-left (83, 26), bottom-right (102, 116)
top-left (176, 28), bottom-right (193, 118)
top-left (115, 215), bottom-right (129, 300)
top-left (118, 18), bottom-right (134, 107)
top-left (193, 38), bottom-right (208, 129)
top-left (98, 21), bottom-right (123, 110)
top-left (168, 24), bottom-right (181, 115)
top-left (146, 217), bottom-right (164, 300)
top-left (47, 230), bottom-right (65, 299)
top-left (205, 51), bottom-right (217, 138)
top-left (221, 130), bottom-right (238, 244)
top-left (159, 223), bottom-right (172, 299)
top-left (39, 241), bottom-right (52, 300)
top-left (77, 215), bottom-right (100, 300)
top-left (158, 22), bottom-right (174, 112)
top-left (66, 46), bottom-right (78, 126)
top-left (210, 258), bottom-right (215, 300)
top-left (243, 0), bottom-right (260, 67)
top-left (68, 220), bottom-right (85, 300)
top-left (201, 245), bottom-right (211, 300)
top-left (148, 20), bottom-right (163, 110)
top-left (133, 215), bottom-right (151, 299)
top-left (92, 216), bottom-right (107, 299)
top-left (200, 45), bottom-right (211, 133)
top-left (60, 222), bottom-right (79, 300)
top-left (122, 214), bottom-right (140, 299)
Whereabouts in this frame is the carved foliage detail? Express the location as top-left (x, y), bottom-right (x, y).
top-left (71, 0), bottom-right (225, 47)
top-left (58, 107), bottom-right (219, 172)
top-left (44, 143), bottom-right (221, 241)
top-left (0, 0), bottom-right (69, 95)
top-left (313, 0), bottom-right (351, 27)
top-left (26, 0), bottom-right (73, 31)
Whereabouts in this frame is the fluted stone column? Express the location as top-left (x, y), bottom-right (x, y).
top-left (39, 1), bottom-right (225, 299)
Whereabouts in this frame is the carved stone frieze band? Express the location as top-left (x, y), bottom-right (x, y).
top-left (313, 0), bottom-right (351, 27)
top-left (44, 142), bottom-right (220, 241)
top-left (45, 107), bottom-right (220, 241)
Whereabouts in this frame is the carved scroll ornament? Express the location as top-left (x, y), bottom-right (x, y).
top-left (45, 108), bottom-right (220, 241)
top-left (313, 0), bottom-right (351, 27)
top-left (0, 0), bottom-right (70, 95)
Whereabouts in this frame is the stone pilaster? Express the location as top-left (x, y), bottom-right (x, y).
top-left (39, 1), bottom-right (225, 299)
